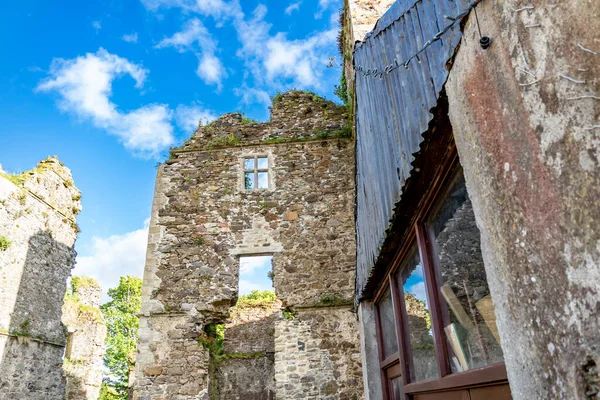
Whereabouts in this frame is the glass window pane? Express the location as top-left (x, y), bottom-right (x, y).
top-left (244, 158), bottom-right (255, 171)
top-left (428, 171), bottom-right (504, 373)
top-left (390, 376), bottom-right (404, 400)
top-left (378, 288), bottom-right (398, 359)
top-left (257, 172), bottom-right (268, 189)
top-left (257, 157), bottom-right (268, 169)
top-left (398, 246), bottom-right (438, 382)
top-left (244, 172), bottom-right (255, 190)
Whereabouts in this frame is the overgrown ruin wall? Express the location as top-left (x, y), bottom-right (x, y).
top-left (445, 1), bottom-right (600, 398)
top-left (62, 276), bottom-right (107, 400)
top-left (0, 156), bottom-right (81, 399)
top-left (133, 91), bottom-right (363, 399)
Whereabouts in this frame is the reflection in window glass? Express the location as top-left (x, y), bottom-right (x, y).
top-left (378, 288), bottom-right (398, 359)
top-left (428, 172), bottom-right (504, 373)
top-left (257, 157), bottom-right (268, 169)
top-left (244, 172), bottom-right (254, 190)
top-left (244, 158), bottom-right (255, 170)
top-left (398, 246), bottom-right (438, 382)
top-left (257, 172), bottom-right (268, 189)
top-left (390, 376), bottom-right (404, 400)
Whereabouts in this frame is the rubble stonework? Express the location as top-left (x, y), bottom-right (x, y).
top-left (0, 157), bottom-right (81, 399)
top-left (133, 91), bottom-right (363, 399)
top-left (62, 276), bottom-right (107, 400)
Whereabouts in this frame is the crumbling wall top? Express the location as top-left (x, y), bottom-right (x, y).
top-left (172, 90), bottom-right (350, 155)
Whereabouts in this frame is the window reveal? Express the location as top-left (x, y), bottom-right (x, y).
top-left (244, 156), bottom-right (269, 190)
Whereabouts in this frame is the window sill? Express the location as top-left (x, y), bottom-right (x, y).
top-left (404, 362), bottom-right (507, 394)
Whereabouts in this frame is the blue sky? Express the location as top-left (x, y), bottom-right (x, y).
top-left (0, 0), bottom-right (343, 299)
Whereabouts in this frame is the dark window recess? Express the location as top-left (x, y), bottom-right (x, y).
top-left (244, 156), bottom-right (269, 190)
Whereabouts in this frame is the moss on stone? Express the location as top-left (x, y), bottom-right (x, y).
top-left (71, 276), bottom-right (101, 292)
top-left (0, 236), bottom-right (11, 251)
top-left (206, 133), bottom-right (241, 149)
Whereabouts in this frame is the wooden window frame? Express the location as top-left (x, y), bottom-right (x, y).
top-left (373, 145), bottom-right (508, 399)
top-left (243, 155), bottom-right (269, 190)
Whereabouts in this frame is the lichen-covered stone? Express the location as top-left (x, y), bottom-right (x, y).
top-left (0, 156), bottom-right (81, 399)
top-left (62, 277), bottom-right (107, 400)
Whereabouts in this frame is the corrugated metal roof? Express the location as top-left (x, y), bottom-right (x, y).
top-left (354, 0), bottom-right (471, 300)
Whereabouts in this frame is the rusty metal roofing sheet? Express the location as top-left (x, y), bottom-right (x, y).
top-left (354, 0), bottom-right (471, 300)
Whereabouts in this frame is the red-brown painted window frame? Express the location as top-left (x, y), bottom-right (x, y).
top-left (373, 147), bottom-right (508, 399)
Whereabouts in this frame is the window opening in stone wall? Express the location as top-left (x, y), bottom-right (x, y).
top-left (239, 255), bottom-right (274, 295)
top-left (244, 156), bottom-right (269, 190)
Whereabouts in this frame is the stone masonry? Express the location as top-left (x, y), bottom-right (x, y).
top-left (0, 156), bottom-right (81, 399)
top-left (62, 276), bottom-right (107, 400)
top-left (133, 91), bottom-right (363, 399)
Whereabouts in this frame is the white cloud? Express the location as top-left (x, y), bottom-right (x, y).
top-left (235, 5), bottom-right (338, 89)
top-left (239, 279), bottom-right (269, 295)
top-left (36, 48), bottom-right (175, 158)
top-left (175, 104), bottom-right (217, 132)
top-left (92, 20), bottom-right (102, 32)
top-left (315, 0), bottom-right (337, 18)
top-left (240, 256), bottom-right (272, 274)
top-left (156, 18), bottom-right (227, 87)
top-left (285, 1), bottom-right (301, 15)
top-left (122, 32), bottom-right (139, 43)
top-left (408, 282), bottom-right (428, 304)
top-left (73, 220), bottom-right (149, 302)
top-left (141, 0), bottom-right (242, 20)
top-left (141, 0), bottom-right (340, 112)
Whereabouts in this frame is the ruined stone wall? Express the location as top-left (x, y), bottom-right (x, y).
top-left (347, 0), bottom-right (396, 43)
top-left (0, 156), bottom-right (81, 399)
top-left (216, 300), bottom-right (281, 400)
top-left (445, 1), bottom-right (600, 398)
top-left (133, 91), bottom-right (363, 399)
top-left (274, 306), bottom-right (363, 400)
top-left (62, 276), bottom-right (107, 400)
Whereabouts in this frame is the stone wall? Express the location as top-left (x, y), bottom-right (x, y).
top-left (133, 91), bottom-right (363, 399)
top-left (0, 156), bottom-right (81, 399)
top-left (445, 0), bottom-right (600, 398)
top-left (274, 306), bottom-right (363, 400)
top-left (216, 300), bottom-right (281, 400)
top-left (62, 276), bottom-right (107, 400)
top-left (347, 0), bottom-right (395, 43)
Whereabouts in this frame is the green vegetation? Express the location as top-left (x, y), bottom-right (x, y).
top-left (101, 276), bottom-right (142, 399)
top-left (283, 310), bottom-right (296, 320)
top-left (193, 235), bottom-right (205, 245)
top-left (262, 137), bottom-right (285, 144)
top-left (99, 382), bottom-right (121, 400)
top-left (314, 293), bottom-right (352, 307)
top-left (206, 133), bottom-right (241, 149)
top-left (72, 194), bottom-right (81, 201)
top-left (261, 125), bottom-right (351, 145)
top-left (334, 72), bottom-right (349, 106)
top-left (18, 190), bottom-right (27, 205)
top-left (271, 92), bottom-right (284, 103)
top-left (0, 171), bottom-right (27, 186)
top-left (71, 276), bottom-right (101, 292)
top-left (0, 236), bottom-right (11, 251)
top-left (234, 290), bottom-right (277, 308)
top-left (241, 115), bottom-right (258, 124)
